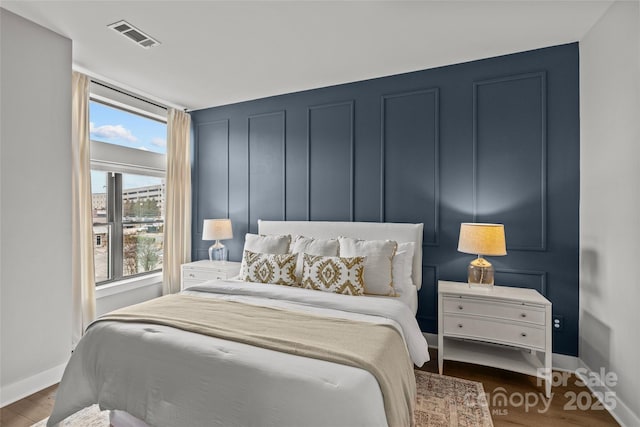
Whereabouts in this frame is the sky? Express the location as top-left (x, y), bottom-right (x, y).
top-left (90, 101), bottom-right (166, 193)
top-left (90, 101), bottom-right (166, 153)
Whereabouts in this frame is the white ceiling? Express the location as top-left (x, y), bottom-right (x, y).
top-left (2, 1), bottom-right (613, 111)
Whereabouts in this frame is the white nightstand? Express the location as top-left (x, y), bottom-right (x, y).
top-left (438, 280), bottom-right (552, 397)
top-left (181, 260), bottom-right (242, 290)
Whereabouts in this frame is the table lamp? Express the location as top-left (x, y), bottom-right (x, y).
top-left (457, 223), bottom-right (506, 288)
top-left (203, 219), bottom-right (233, 261)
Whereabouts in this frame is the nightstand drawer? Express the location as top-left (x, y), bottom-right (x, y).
top-left (183, 269), bottom-right (228, 281)
top-left (443, 296), bottom-right (545, 325)
top-left (443, 314), bottom-right (546, 350)
top-left (180, 261), bottom-right (242, 290)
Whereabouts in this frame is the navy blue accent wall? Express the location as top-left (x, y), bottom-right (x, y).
top-left (191, 43), bottom-right (580, 356)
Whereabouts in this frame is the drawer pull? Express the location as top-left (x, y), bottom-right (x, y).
top-left (458, 324), bottom-right (463, 328)
top-left (521, 313), bottom-right (527, 318)
top-left (188, 273), bottom-right (195, 278)
top-left (521, 332), bottom-right (527, 337)
top-left (458, 305), bottom-right (464, 310)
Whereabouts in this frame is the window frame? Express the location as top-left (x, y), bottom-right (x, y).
top-left (89, 94), bottom-right (167, 287)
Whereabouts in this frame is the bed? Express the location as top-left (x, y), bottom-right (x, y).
top-left (48, 220), bottom-right (429, 427)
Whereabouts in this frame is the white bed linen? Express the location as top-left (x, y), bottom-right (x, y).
top-left (48, 281), bottom-right (429, 427)
top-left (230, 273), bottom-right (418, 314)
top-left (259, 220), bottom-right (423, 314)
top-left (258, 220), bottom-right (424, 290)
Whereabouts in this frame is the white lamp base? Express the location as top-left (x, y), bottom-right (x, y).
top-left (208, 241), bottom-right (227, 261)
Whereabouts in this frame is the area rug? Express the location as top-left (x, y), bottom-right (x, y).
top-left (33, 371), bottom-right (492, 427)
top-left (414, 370), bottom-right (493, 427)
top-left (31, 404), bottom-right (108, 426)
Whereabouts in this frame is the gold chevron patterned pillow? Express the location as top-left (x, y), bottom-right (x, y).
top-left (242, 250), bottom-right (297, 286)
top-left (301, 254), bottom-right (365, 296)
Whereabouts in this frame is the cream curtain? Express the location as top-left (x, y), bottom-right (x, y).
top-left (163, 109), bottom-right (192, 294)
top-left (71, 71), bottom-right (96, 347)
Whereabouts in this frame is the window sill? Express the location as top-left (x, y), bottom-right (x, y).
top-left (96, 272), bottom-right (163, 299)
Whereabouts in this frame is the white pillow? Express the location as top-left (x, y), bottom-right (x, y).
top-left (392, 242), bottom-right (416, 300)
top-left (289, 235), bottom-right (339, 281)
top-left (338, 237), bottom-right (397, 296)
top-left (241, 233), bottom-right (291, 276)
top-left (243, 233), bottom-right (291, 253)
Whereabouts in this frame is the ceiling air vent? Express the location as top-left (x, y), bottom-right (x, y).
top-left (108, 20), bottom-right (160, 49)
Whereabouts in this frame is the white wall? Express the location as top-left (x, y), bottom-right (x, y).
top-left (580, 1), bottom-right (640, 425)
top-left (96, 280), bottom-right (163, 317)
top-left (0, 9), bottom-right (73, 405)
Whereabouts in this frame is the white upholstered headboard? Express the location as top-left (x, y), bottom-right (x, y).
top-left (258, 220), bottom-right (424, 290)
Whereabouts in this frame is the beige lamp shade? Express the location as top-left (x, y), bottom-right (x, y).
top-left (458, 223), bottom-right (507, 256)
top-left (202, 219), bottom-right (233, 241)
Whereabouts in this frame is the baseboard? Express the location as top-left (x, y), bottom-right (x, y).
top-left (423, 332), bottom-right (438, 349)
top-left (555, 355), bottom-right (640, 426)
top-left (577, 360), bottom-right (640, 427)
top-left (551, 352), bottom-right (581, 372)
top-left (0, 361), bottom-right (67, 407)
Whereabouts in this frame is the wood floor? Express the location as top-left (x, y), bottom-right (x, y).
top-left (0, 384), bottom-right (56, 427)
top-left (420, 348), bottom-right (619, 426)
top-left (1, 348), bottom-right (619, 427)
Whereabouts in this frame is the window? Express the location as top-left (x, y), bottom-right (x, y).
top-left (90, 97), bottom-right (167, 285)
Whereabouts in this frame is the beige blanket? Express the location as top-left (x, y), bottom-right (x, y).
top-left (96, 294), bottom-right (416, 427)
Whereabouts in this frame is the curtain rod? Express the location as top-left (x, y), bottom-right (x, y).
top-left (91, 80), bottom-right (168, 111)
top-left (73, 64), bottom-right (187, 111)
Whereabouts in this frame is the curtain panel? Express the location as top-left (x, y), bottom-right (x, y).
top-left (71, 71), bottom-right (96, 347)
top-left (163, 109), bottom-right (192, 294)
